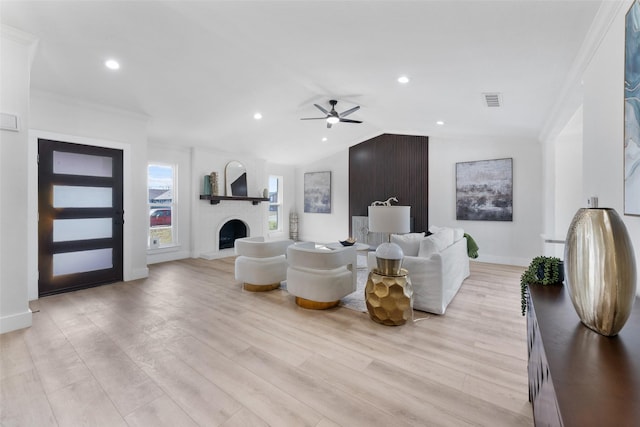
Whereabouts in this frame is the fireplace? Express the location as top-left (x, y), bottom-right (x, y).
top-left (219, 219), bottom-right (247, 249)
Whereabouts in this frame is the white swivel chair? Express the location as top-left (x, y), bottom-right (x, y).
top-left (235, 236), bottom-right (294, 291)
top-left (286, 242), bottom-right (357, 309)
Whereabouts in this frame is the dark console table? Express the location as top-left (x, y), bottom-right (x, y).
top-left (527, 284), bottom-right (640, 426)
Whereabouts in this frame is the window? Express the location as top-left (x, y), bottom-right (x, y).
top-left (268, 175), bottom-right (283, 232)
top-left (148, 163), bottom-right (176, 248)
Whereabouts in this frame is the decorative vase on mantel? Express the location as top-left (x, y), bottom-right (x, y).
top-left (210, 172), bottom-right (219, 196)
top-left (564, 207), bottom-right (637, 336)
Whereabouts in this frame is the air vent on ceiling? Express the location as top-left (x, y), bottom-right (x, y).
top-left (483, 92), bottom-right (502, 108)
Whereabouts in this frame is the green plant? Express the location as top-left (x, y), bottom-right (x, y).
top-left (520, 256), bottom-right (563, 315)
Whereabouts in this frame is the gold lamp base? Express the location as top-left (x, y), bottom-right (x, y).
top-left (365, 269), bottom-right (413, 326)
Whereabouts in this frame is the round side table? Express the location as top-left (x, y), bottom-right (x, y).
top-left (365, 268), bottom-right (413, 326)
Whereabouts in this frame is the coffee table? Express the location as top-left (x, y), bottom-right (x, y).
top-left (325, 242), bottom-right (370, 251)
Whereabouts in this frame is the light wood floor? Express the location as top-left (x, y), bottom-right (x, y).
top-left (1, 258), bottom-right (533, 427)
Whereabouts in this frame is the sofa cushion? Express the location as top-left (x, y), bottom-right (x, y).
top-left (452, 228), bottom-right (464, 242)
top-left (417, 236), bottom-right (440, 258)
top-left (418, 230), bottom-right (453, 258)
top-left (390, 232), bottom-right (425, 257)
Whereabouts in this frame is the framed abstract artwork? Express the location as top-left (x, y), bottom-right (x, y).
top-left (456, 158), bottom-right (513, 221)
top-left (625, 0), bottom-right (640, 216)
top-left (304, 171), bottom-right (331, 213)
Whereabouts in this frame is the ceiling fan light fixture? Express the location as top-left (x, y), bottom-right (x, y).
top-left (327, 116), bottom-right (339, 124)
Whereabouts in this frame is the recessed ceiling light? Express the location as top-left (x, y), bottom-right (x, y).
top-left (322, 137), bottom-right (327, 142)
top-left (436, 120), bottom-right (445, 126)
top-left (253, 112), bottom-right (262, 120)
top-left (105, 59), bottom-right (120, 70)
top-left (397, 75), bottom-right (410, 84)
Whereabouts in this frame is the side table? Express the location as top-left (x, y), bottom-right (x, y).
top-left (365, 268), bottom-right (413, 325)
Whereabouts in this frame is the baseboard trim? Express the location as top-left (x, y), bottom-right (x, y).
top-left (126, 267), bottom-right (149, 281)
top-left (0, 309), bottom-right (32, 334)
top-left (147, 250), bottom-right (190, 265)
top-left (473, 255), bottom-right (530, 267)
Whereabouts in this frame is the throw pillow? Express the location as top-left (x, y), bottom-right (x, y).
top-left (434, 228), bottom-right (454, 248)
top-left (418, 236), bottom-right (439, 258)
top-left (390, 232), bottom-right (425, 257)
top-left (452, 227), bottom-right (464, 242)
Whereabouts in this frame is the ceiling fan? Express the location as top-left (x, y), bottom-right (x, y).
top-left (300, 99), bottom-right (362, 128)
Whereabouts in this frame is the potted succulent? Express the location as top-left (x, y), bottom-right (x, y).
top-left (520, 256), bottom-right (564, 315)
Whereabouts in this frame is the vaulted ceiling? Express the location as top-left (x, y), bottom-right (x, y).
top-left (1, 1), bottom-right (602, 164)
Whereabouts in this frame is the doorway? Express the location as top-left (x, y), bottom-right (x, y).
top-left (38, 139), bottom-right (124, 296)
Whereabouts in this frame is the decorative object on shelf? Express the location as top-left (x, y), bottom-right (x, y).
top-left (456, 158), bottom-right (513, 221)
top-left (368, 201), bottom-right (410, 276)
top-left (263, 188), bottom-right (269, 199)
top-left (365, 268), bottom-right (413, 326)
top-left (625, 1), bottom-right (640, 216)
top-left (339, 237), bottom-right (356, 246)
top-left (304, 171), bottom-right (331, 213)
top-left (565, 207), bottom-right (637, 336)
top-left (520, 256), bottom-right (564, 316)
top-left (203, 174), bottom-right (211, 196)
top-left (209, 171), bottom-right (219, 196)
top-left (289, 211), bottom-right (298, 241)
top-left (225, 161), bottom-right (247, 197)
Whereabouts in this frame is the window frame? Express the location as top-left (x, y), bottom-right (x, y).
top-left (147, 162), bottom-right (178, 249)
top-left (268, 175), bottom-right (283, 233)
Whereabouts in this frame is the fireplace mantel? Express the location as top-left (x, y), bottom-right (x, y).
top-left (199, 195), bottom-right (269, 205)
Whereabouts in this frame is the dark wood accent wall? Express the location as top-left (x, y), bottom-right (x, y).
top-left (349, 133), bottom-right (429, 234)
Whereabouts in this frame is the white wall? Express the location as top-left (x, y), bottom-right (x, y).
top-left (295, 150), bottom-right (350, 243)
top-left (582, 0), bottom-right (640, 297)
top-left (0, 27), bottom-right (37, 333)
top-left (147, 143), bottom-right (192, 264)
top-left (554, 108), bottom-right (584, 240)
top-left (429, 136), bottom-right (543, 266)
top-left (28, 92), bottom-right (150, 300)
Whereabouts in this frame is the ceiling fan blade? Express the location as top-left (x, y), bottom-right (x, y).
top-left (300, 117), bottom-right (328, 120)
top-left (314, 104), bottom-right (330, 115)
top-left (327, 122), bottom-right (333, 129)
top-left (339, 118), bottom-right (362, 124)
top-left (339, 105), bottom-right (360, 118)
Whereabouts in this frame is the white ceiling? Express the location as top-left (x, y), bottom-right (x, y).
top-left (1, 1), bottom-right (602, 165)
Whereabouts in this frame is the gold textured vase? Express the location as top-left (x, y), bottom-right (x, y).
top-left (564, 208), bottom-right (637, 336)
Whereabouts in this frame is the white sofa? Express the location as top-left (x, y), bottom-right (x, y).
top-left (367, 227), bottom-right (470, 314)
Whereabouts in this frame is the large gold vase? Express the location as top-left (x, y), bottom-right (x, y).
top-left (564, 208), bottom-right (637, 336)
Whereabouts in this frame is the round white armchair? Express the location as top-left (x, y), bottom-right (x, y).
top-left (286, 242), bottom-right (357, 309)
top-left (234, 236), bottom-right (294, 292)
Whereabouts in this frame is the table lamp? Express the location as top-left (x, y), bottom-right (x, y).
top-left (368, 204), bottom-right (410, 275)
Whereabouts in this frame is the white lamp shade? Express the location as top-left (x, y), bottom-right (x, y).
top-left (368, 206), bottom-right (410, 234)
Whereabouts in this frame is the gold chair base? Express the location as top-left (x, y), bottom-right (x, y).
top-left (295, 297), bottom-right (339, 310)
top-left (243, 282), bottom-right (281, 292)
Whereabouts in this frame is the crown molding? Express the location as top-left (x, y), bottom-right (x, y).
top-left (538, 0), bottom-right (627, 143)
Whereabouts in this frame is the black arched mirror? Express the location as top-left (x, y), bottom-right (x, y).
top-left (225, 161), bottom-right (247, 197)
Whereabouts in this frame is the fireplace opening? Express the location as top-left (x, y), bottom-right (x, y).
top-left (219, 219), bottom-right (247, 249)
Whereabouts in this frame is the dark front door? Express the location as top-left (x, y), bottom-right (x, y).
top-left (38, 139), bottom-right (124, 296)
